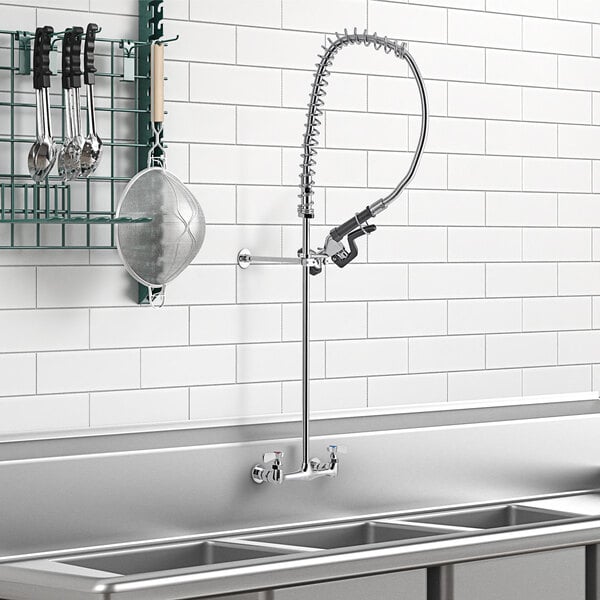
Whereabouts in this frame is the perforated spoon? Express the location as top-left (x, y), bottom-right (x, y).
top-left (80, 24), bottom-right (102, 177)
top-left (57, 28), bottom-right (74, 180)
top-left (58, 27), bottom-right (84, 181)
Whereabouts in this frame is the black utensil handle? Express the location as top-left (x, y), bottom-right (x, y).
top-left (61, 29), bottom-right (73, 89)
top-left (69, 26), bottom-right (84, 88)
top-left (33, 25), bottom-right (53, 90)
top-left (83, 23), bottom-right (98, 85)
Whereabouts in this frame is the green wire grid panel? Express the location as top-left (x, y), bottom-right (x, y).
top-left (0, 27), bottom-right (155, 249)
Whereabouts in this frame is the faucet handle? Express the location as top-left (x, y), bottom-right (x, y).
top-left (327, 444), bottom-right (347, 455)
top-left (263, 451), bottom-right (284, 463)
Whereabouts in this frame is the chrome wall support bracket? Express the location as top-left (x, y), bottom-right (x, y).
top-left (238, 248), bottom-right (301, 268)
top-left (237, 248), bottom-right (324, 269)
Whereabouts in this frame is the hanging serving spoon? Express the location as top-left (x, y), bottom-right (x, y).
top-left (58, 27), bottom-right (84, 181)
top-left (57, 28), bottom-right (74, 180)
top-left (28, 26), bottom-right (57, 183)
top-left (80, 23), bottom-right (102, 177)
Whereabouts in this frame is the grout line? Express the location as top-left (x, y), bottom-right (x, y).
top-left (234, 25), bottom-right (238, 64)
top-left (190, 8), bottom-right (600, 38)
top-left (520, 297), bottom-right (524, 333)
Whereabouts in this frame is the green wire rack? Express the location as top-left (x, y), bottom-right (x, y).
top-left (0, 0), bottom-right (166, 249)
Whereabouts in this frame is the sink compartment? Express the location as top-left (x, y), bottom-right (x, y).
top-left (407, 505), bottom-right (576, 529)
top-left (57, 540), bottom-right (293, 576)
top-left (239, 521), bottom-right (458, 550)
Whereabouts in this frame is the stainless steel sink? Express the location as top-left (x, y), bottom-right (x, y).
top-left (3, 498), bottom-right (594, 600)
top-left (406, 505), bottom-right (576, 529)
top-left (57, 540), bottom-right (293, 576)
top-left (238, 521), bottom-right (457, 550)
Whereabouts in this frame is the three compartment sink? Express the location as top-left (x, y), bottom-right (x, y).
top-left (53, 505), bottom-right (580, 577)
top-left (58, 541), bottom-right (293, 576)
top-left (405, 505), bottom-right (575, 530)
top-left (237, 521), bottom-right (457, 550)
top-left (1, 497), bottom-right (586, 600)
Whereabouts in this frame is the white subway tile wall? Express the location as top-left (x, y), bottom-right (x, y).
top-left (1, 0), bottom-right (600, 435)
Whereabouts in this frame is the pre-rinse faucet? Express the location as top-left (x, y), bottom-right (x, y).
top-left (238, 29), bottom-right (429, 485)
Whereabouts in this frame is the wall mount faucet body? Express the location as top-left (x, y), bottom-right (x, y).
top-left (240, 29), bottom-right (429, 485)
top-left (251, 445), bottom-right (345, 484)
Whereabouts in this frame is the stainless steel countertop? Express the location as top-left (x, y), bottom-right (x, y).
top-left (2, 490), bottom-right (600, 600)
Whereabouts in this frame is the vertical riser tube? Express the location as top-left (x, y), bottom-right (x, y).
top-left (301, 216), bottom-right (311, 467)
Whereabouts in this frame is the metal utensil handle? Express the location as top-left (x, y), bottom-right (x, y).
top-left (34, 89), bottom-right (44, 139)
top-left (83, 23), bottom-right (98, 85)
top-left (151, 43), bottom-right (164, 124)
top-left (85, 84), bottom-right (98, 137)
top-left (61, 89), bottom-right (73, 141)
top-left (71, 87), bottom-right (82, 139)
top-left (41, 88), bottom-right (53, 140)
top-left (33, 26), bottom-right (53, 90)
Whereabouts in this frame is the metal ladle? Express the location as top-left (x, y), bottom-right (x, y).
top-left (80, 23), bottom-right (102, 177)
top-left (28, 26), bottom-right (57, 183)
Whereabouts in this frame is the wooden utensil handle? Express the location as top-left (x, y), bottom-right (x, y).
top-left (152, 43), bottom-right (164, 123)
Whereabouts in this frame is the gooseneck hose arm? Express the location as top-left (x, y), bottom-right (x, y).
top-left (369, 50), bottom-right (428, 215)
top-left (297, 29), bottom-right (429, 262)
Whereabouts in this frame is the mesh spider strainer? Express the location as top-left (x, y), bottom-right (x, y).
top-left (116, 42), bottom-right (205, 306)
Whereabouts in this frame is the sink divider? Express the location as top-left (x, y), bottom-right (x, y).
top-left (222, 539), bottom-right (322, 554)
top-left (378, 519), bottom-right (480, 533)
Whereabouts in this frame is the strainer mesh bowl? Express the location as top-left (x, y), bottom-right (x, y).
top-left (116, 167), bottom-right (205, 287)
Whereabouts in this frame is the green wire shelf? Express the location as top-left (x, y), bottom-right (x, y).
top-left (0, 217), bottom-right (151, 224)
top-left (0, 17), bottom-right (157, 249)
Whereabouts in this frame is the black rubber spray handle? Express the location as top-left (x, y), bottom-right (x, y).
top-left (331, 224), bottom-right (377, 268)
top-left (83, 23), bottom-right (98, 85)
top-left (33, 26), bottom-right (54, 90)
top-left (329, 206), bottom-right (375, 243)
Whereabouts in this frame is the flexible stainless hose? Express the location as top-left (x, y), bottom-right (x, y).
top-left (298, 28), bottom-right (429, 219)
